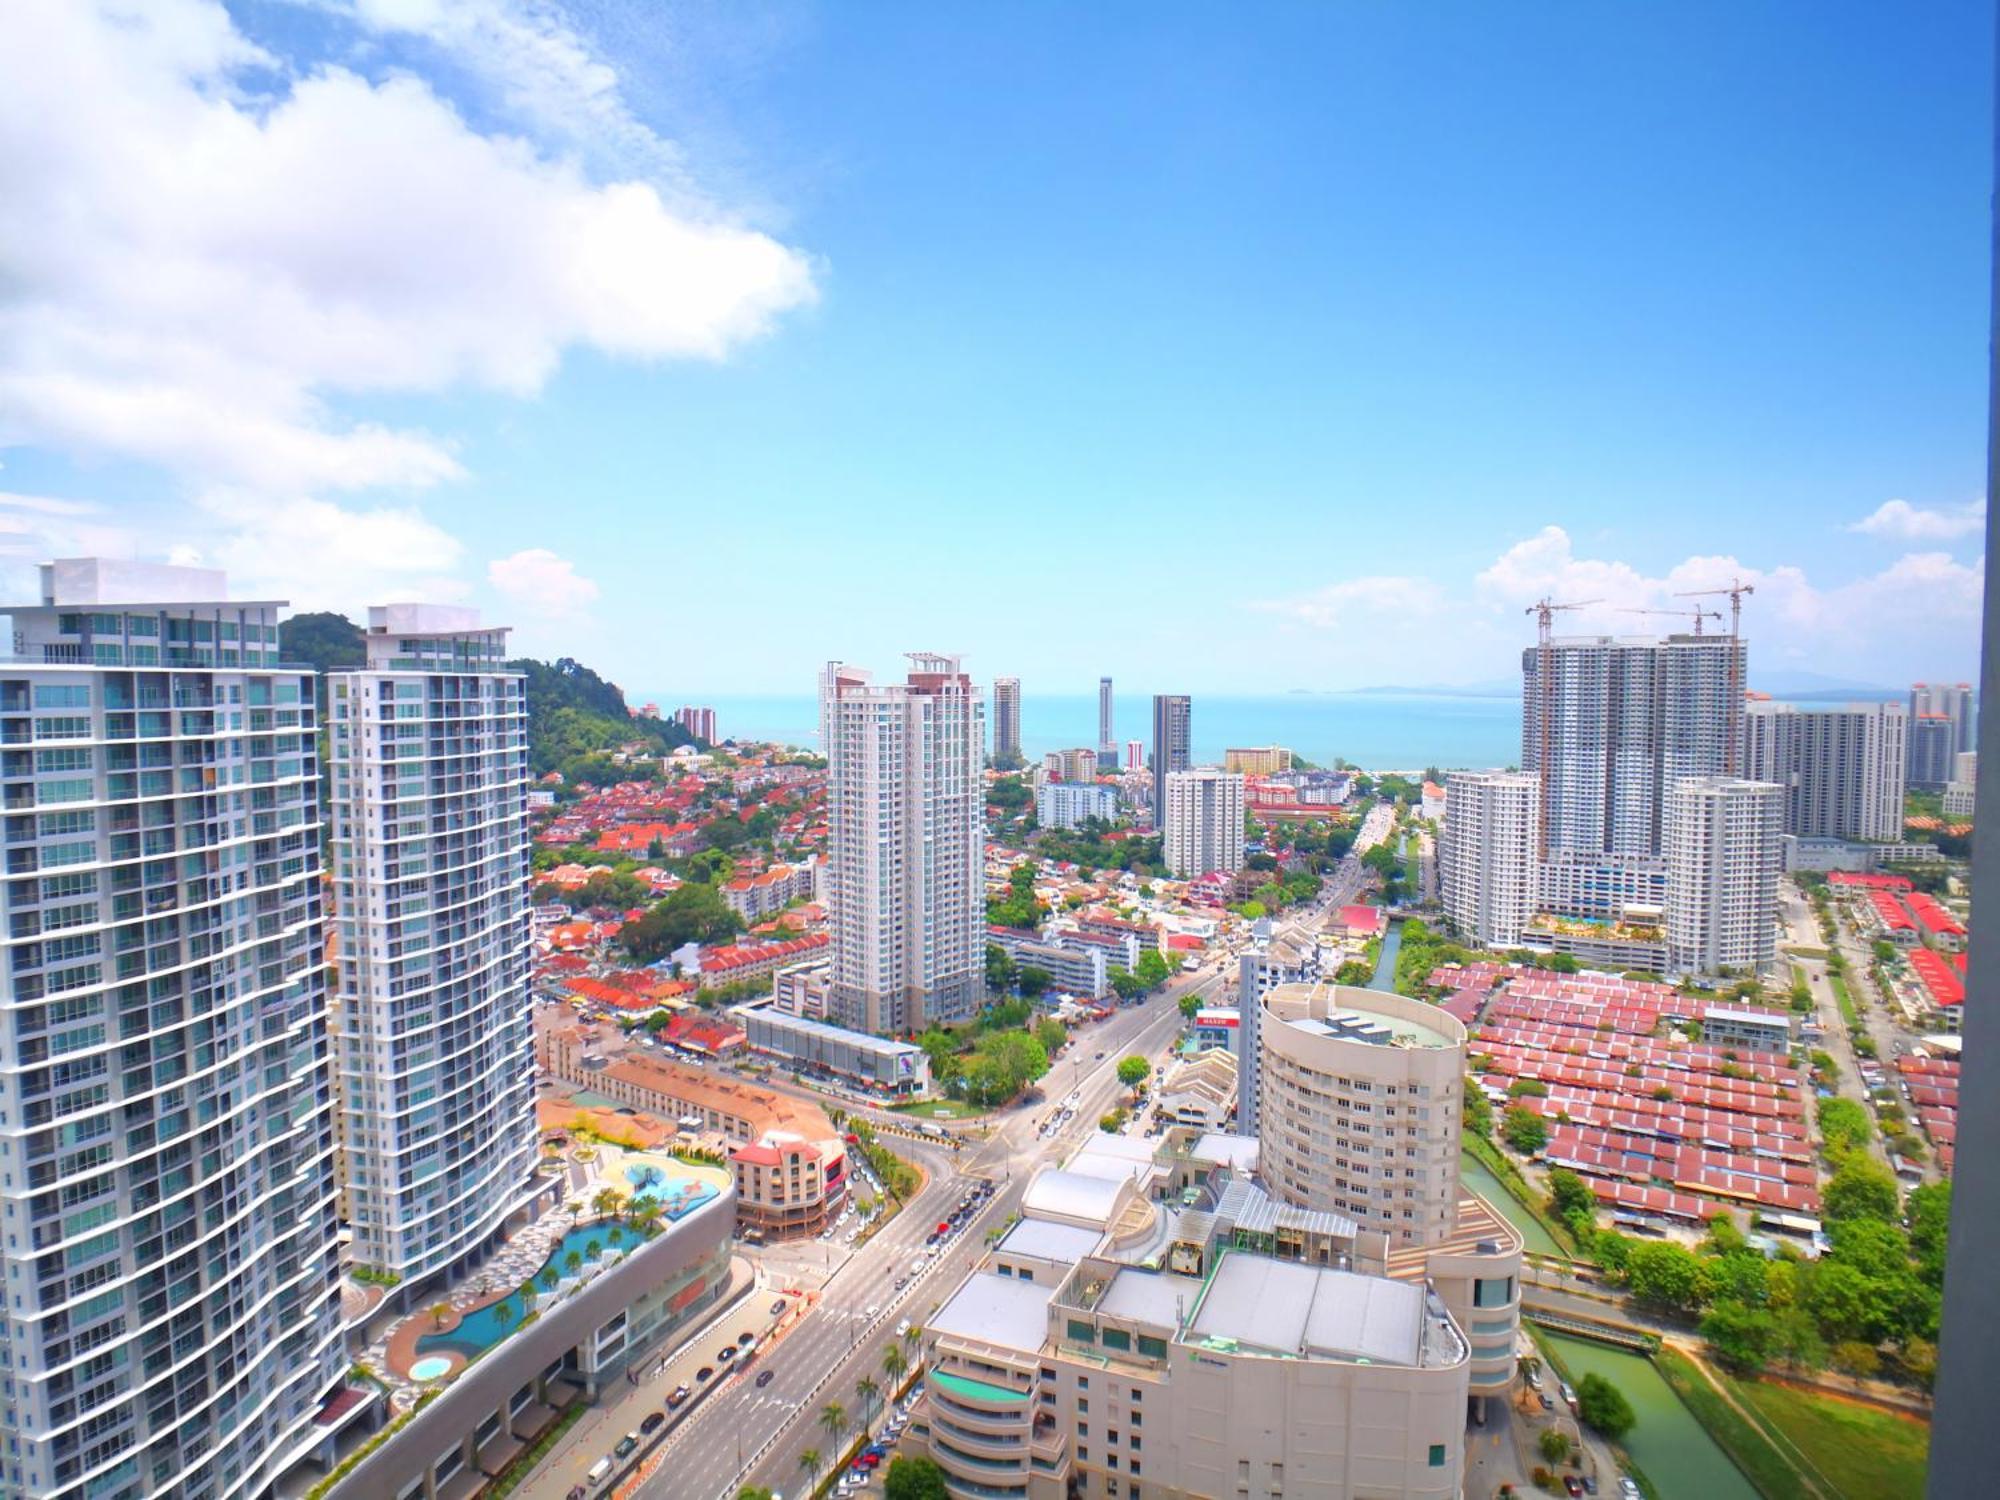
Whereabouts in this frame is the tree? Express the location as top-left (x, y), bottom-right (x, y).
top-left (1017, 966), bottom-right (1053, 998)
top-left (563, 1251), bottom-right (582, 1277)
top-left (1108, 967), bottom-right (1147, 1000)
top-left (592, 1186), bottom-right (626, 1220)
top-left (539, 1266), bottom-right (559, 1292)
top-left (1178, 992), bottom-right (1202, 1020)
top-left (1538, 1427), bottom-right (1571, 1466)
top-left (1463, 1084), bottom-right (1493, 1139)
top-left (1034, 1018), bottom-right (1068, 1056)
top-left (619, 881), bottom-right (742, 961)
top-left (856, 1375), bottom-right (881, 1433)
top-left (883, 1455), bottom-right (951, 1500)
top-left (1501, 1105), bottom-right (1547, 1154)
top-left (1135, 949), bottom-right (1172, 988)
top-left (737, 1490), bottom-right (776, 1500)
top-left (1701, 1301), bottom-right (1779, 1375)
top-left (820, 1401), bottom-right (846, 1450)
top-left (493, 1300), bottom-right (517, 1332)
top-left (985, 943), bottom-right (1017, 992)
top-left (1816, 1097), bottom-right (1872, 1158)
top-left (1824, 1159), bottom-right (1899, 1224)
top-left (1117, 1056), bottom-right (1151, 1091)
top-left (1907, 1180), bottom-right (1951, 1287)
top-left (429, 1301), bottom-right (452, 1329)
top-left (883, 1343), bottom-right (909, 1389)
top-left (1546, 1168), bottom-right (1593, 1222)
top-left (798, 1449), bottom-right (822, 1490)
top-left (1626, 1241), bottom-right (1705, 1316)
top-left (1808, 1262), bottom-right (1874, 1344)
top-left (1830, 1340), bottom-right (1881, 1381)
top-left (1576, 1374), bottom-right (1636, 1439)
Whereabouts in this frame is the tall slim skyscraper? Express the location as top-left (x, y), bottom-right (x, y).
top-left (1911, 681), bottom-right (1976, 756)
top-left (329, 605), bottom-right (538, 1292)
top-left (1740, 699), bottom-right (1907, 840)
top-left (1148, 693), bottom-right (1191, 824)
top-left (1521, 632), bottom-right (1741, 859)
top-left (990, 676), bottom-right (1021, 765)
top-left (1665, 777), bottom-right (1785, 974)
top-left (1440, 770), bottom-right (1541, 947)
top-left (1162, 768), bottom-right (1245, 878)
top-left (0, 561), bottom-right (343, 1499)
top-left (1909, 714), bottom-right (1957, 792)
top-left (1096, 676), bottom-right (1115, 769)
top-left (823, 656), bottom-right (984, 1033)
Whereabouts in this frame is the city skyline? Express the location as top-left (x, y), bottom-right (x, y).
top-left (0, 2), bottom-right (1988, 694)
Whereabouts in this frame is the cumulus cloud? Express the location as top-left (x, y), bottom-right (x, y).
top-left (1846, 498), bottom-right (1986, 541)
top-left (0, 0), bottom-right (816, 495)
top-left (488, 547), bottom-right (599, 617)
top-left (1251, 575), bottom-right (1443, 630)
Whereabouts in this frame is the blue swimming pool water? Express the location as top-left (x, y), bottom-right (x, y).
top-left (625, 1161), bottom-right (721, 1217)
top-left (417, 1223), bottom-right (637, 1358)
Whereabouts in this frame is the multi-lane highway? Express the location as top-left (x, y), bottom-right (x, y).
top-left (636, 964), bottom-right (1226, 1500)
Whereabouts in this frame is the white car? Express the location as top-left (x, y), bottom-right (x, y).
top-left (1618, 1481), bottom-right (1641, 1500)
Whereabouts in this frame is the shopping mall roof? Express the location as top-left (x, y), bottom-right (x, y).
top-left (1188, 1252), bottom-right (1425, 1366)
top-left (999, 1217), bottom-right (1104, 1264)
top-left (928, 1272), bottom-right (1055, 1354)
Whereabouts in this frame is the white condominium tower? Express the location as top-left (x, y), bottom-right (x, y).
top-left (1665, 777), bottom-right (1784, 974)
top-left (1910, 680), bottom-right (1976, 756)
top-left (1163, 767), bottom-right (1245, 878)
top-left (328, 606), bottom-right (537, 1293)
top-left (1740, 699), bottom-right (1907, 841)
top-left (822, 656), bottom-right (984, 1033)
top-left (1521, 632), bottom-right (1742, 858)
top-left (990, 676), bottom-right (1021, 764)
top-left (0, 561), bottom-right (342, 1500)
top-left (1440, 770), bottom-right (1540, 947)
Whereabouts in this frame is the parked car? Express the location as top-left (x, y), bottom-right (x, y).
top-left (718, 1346), bottom-right (735, 1362)
top-left (697, 1366), bottom-right (715, 1383)
top-left (614, 1433), bottom-right (640, 1460)
top-left (1537, 1391), bottom-right (1555, 1411)
top-left (641, 1412), bottom-right (665, 1435)
top-left (1559, 1379), bottom-right (1577, 1408)
top-left (1564, 1478), bottom-right (1583, 1498)
top-left (770, 1298), bottom-right (788, 1317)
top-left (667, 1385), bottom-right (691, 1408)
top-left (1618, 1480), bottom-right (1642, 1500)
top-left (738, 1330), bottom-right (756, 1346)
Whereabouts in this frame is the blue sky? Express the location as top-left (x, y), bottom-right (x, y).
top-left (0, 1), bottom-right (1990, 697)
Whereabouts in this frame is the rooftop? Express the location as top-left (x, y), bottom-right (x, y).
top-left (1188, 1252), bottom-right (1429, 1366)
top-left (998, 1217), bottom-right (1104, 1264)
top-left (928, 1271), bottom-right (1056, 1353)
top-left (1096, 1267), bottom-right (1206, 1329)
top-left (1022, 1168), bottom-right (1130, 1227)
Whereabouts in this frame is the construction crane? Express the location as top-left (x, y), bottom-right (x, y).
top-left (1618, 605), bottom-right (1723, 635)
top-left (1673, 578), bottom-right (1757, 774)
top-left (1524, 597), bottom-right (1601, 858)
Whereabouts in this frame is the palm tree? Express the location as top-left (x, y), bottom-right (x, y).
top-left (428, 1301), bottom-right (451, 1329)
top-left (901, 1324), bottom-right (922, 1360)
top-left (539, 1266), bottom-right (560, 1293)
top-left (585, 1238), bottom-right (603, 1261)
top-left (608, 1225), bottom-right (624, 1246)
top-left (882, 1345), bottom-right (908, 1392)
top-left (631, 1200), bottom-right (665, 1237)
top-left (818, 1400), bottom-right (845, 1453)
top-left (563, 1251), bottom-right (582, 1277)
top-left (493, 1300), bottom-right (517, 1332)
top-left (855, 1376), bottom-right (880, 1436)
top-left (592, 1186), bottom-right (625, 1221)
top-left (798, 1449), bottom-right (821, 1492)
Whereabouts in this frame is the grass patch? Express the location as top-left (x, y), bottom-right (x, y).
top-left (1728, 1372), bottom-right (1929, 1500)
top-left (1653, 1345), bottom-right (1813, 1499)
top-left (1784, 947), bottom-right (1830, 960)
top-left (1829, 973), bottom-right (1860, 1028)
top-left (888, 1098), bottom-right (985, 1120)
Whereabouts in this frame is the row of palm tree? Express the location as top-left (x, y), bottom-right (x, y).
top-left (795, 1326), bottom-right (925, 1492)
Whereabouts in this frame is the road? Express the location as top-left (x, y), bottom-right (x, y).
top-left (627, 963), bottom-right (1228, 1500)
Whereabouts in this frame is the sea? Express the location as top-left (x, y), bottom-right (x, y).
top-left (645, 692), bottom-right (1527, 773)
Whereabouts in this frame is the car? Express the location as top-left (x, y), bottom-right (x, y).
top-left (1095, 1051), bottom-right (1106, 1059)
top-left (757, 1369), bottom-right (775, 1387)
top-left (864, 1304), bottom-right (880, 1319)
top-left (696, 1366), bottom-right (715, 1382)
top-left (667, 1384), bottom-right (691, 1408)
top-left (1618, 1481), bottom-right (1642, 1500)
top-left (738, 1330), bottom-right (756, 1346)
top-left (858, 1453), bottom-right (883, 1470)
top-left (614, 1433), bottom-right (640, 1460)
top-left (1526, 1367), bottom-right (1543, 1390)
top-left (895, 1319), bottom-right (912, 1339)
top-left (1537, 1391), bottom-right (1555, 1411)
top-left (568, 1487), bottom-right (587, 1500)
top-left (770, 1298), bottom-right (788, 1316)
top-left (718, 1346), bottom-right (736, 1362)
top-left (641, 1412), bottom-right (665, 1435)
top-left (1559, 1379), bottom-right (1576, 1407)
top-left (1564, 1479), bottom-right (1583, 1498)
top-left (1580, 1478), bottom-right (1598, 1496)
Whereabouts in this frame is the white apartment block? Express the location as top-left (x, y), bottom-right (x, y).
top-left (1521, 633), bottom-right (1741, 859)
top-left (1162, 768), bottom-right (1245, 879)
top-left (1665, 776), bottom-right (1784, 975)
top-left (1439, 770), bottom-right (1539, 946)
top-left (1234, 925), bottom-right (1321, 1135)
top-left (1741, 699), bottom-right (1906, 841)
top-left (328, 605), bottom-right (539, 1291)
top-left (1910, 681), bottom-right (1976, 756)
top-left (1944, 751), bottom-right (1977, 818)
top-left (822, 656), bottom-right (984, 1033)
top-left (0, 561), bottom-right (344, 1500)
top-left (1035, 780), bottom-right (1120, 830)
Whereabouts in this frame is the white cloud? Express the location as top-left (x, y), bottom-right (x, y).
top-left (1251, 575), bottom-right (1443, 630)
top-left (182, 492), bottom-right (470, 612)
top-left (1846, 498), bottom-right (1986, 541)
top-left (488, 546), bottom-right (599, 617)
top-left (0, 0), bottom-right (816, 494)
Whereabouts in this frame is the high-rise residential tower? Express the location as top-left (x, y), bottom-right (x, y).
top-left (1910, 681), bottom-right (1976, 756)
top-left (1740, 699), bottom-right (1907, 840)
top-left (1520, 632), bottom-right (1743, 858)
top-left (1440, 770), bottom-right (1541, 947)
top-left (1162, 767), bottom-right (1245, 878)
top-left (1149, 692), bottom-right (1191, 822)
top-left (329, 605), bottom-right (538, 1294)
top-left (1123, 738), bottom-right (1143, 771)
top-left (1096, 675), bottom-right (1115, 769)
top-left (0, 561), bottom-right (344, 1500)
top-left (1665, 777), bottom-right (1785, 974)
top-left (822, 656), bottom-right (985, 1033)
top-left (990, 676), bottom-right (1021, 765)
top-left (1909, 713), bottom-right (1956, 793)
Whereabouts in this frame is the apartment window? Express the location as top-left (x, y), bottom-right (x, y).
top-left (1078, 1424), bottom-right (1088, 1438)
top-left (1429, 1445), bottom-right (1447, 1467)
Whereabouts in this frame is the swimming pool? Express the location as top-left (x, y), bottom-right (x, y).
top-left (623, 1159), bottom-right (722, 1218)
top-left (416, 1223), bottom-right (638, 1360)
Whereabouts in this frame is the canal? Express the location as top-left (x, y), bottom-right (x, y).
top-left (1458, 1151), bottom-right (1562, 1257)
top-left (1537, 1333), bottom-right (1757, 1500)
top-left (1367, 916), bottom-right (1402, 990)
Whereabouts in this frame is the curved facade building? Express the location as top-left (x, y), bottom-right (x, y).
top-left (330, 606), bottom-right (539, 1292)
top-left (1259, 980), bottom-right (1522, 1401)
